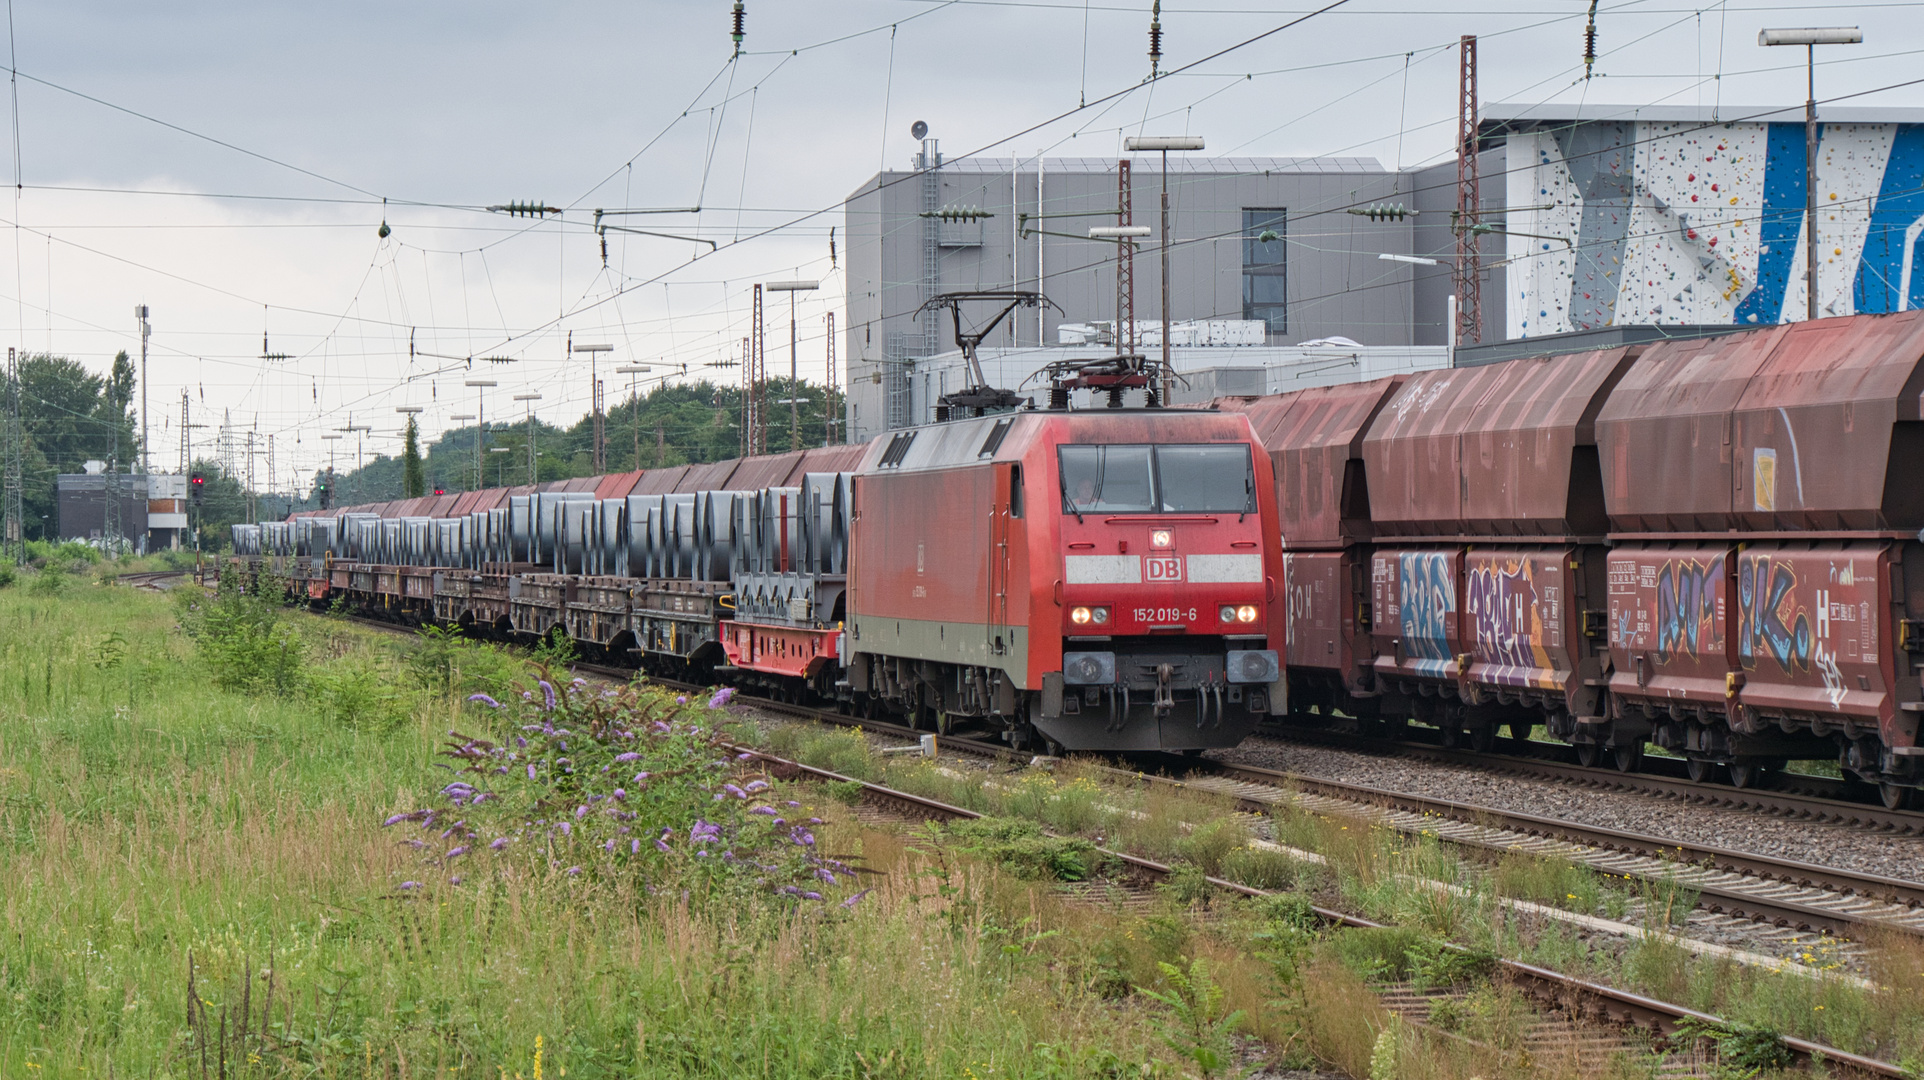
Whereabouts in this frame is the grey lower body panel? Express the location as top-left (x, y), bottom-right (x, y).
top-left (1032, 706), bottom-right (1261, 753)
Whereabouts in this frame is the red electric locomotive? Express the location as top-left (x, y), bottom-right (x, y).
top-left (843, 407), bottom-right (1283, 753)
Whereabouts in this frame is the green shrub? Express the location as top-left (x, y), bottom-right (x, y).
top-left (177, 575), bottom-right (306, 695)
top-left (312, 656), bottom-right (411, 732)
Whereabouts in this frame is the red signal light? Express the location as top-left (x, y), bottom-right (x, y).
top-left (433, 488), bottom-right (445, 496)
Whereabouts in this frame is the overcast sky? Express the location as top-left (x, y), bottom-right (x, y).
top-left (9, 0), bottom-right (1923, 486)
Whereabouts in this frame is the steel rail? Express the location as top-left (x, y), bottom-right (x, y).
top-left (339, 626), bottom-right (1924, 939)
top-left (589, 658), bottom-right (1924, 939)
top-left (1261, 723), bottom-right (1924, 834)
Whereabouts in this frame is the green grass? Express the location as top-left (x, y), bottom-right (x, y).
top-left (0, 583), bottom-right (1217, 1078)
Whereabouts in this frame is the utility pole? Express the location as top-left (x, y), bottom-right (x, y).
top-left (1117, 159), bottom-right (1135, 359)
top-left (747, 286), bottom-right (766, 456)
top-left (178, 390), bottom-right (191, 475)
top-left (135, 305), bottom-right (151, 473)
top-left (1759, 27), bottom-right (1863, 321)
top-left (514, 393), bottom-right (542, 483)
top-left (616, 364), bottom-right (649, 467)
top-left (766, 280), bottom-right (819, 450)
top-left (573, 338), bottom-right (613, 472)
top-left (464, 380), bottom-right (496, 492)
top-left (245, 429), bottom-right (257, 524)
top-left (4, 346), bottom-right (23, 564)
top-left (1124, 136), bottom-right (1203, 404)
top-left (823, 312), bottom-right (836, 446)
top-left (1454, 34), bottom-right (1482, 346)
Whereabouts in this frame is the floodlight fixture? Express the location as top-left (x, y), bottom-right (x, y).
top-left (764, 280), bottom-right (819, 292)
top-left (616, 364), bottom-right (651, 374)
top-left (1089, 226), bottom-right (1153, 239)
top-left (1125, 136), bottom-right (1204, 151)
top-left (513, 393), bottom-right (543, 402)
top-left (464, 379), bottom-right (497, 388)
top-left (1379, 253), bottom-right (1440, 266)
top-left (1759, 26), bottom-right (1861, 45)
top-left (571, 343), bottom-right (614, 353)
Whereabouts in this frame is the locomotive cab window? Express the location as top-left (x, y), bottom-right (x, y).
top-left (1059, 444), bottom-right (1253, 515)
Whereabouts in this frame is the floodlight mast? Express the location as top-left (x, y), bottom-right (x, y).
top-left (765, 280), bottom-right (819, 449)
top-left (1759, 26), bottom-right (1863, 322)
top-left (1125, 136), bottom-right (1204, 401)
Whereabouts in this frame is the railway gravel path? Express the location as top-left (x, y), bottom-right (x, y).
top-left (1217, 733), bottom-right (1924, 885)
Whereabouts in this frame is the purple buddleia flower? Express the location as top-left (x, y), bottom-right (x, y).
top-left (467, 693), bottom-right (503, 709)
top-left (840, 889), bottom-right (872, 909)
top-left (558, 821), bottom-right (571, 836)
top-left (448, 875), bottom-right (463, 886)
top-left (749, 805), bottom-right (779, 817)
top-left (676, 695), bottom-right (687, 704)
top-left (791, 830), bottom-right (815, 847)
top-left (539, 681), bottom-right (556, 710)
top-left (785, 801), bottom-right (801, 808)
top-left (614, 752), bottom-right (640, 763)
top-left (515, 736), bottom-right (527, 749)
top-left (446, 846), bottom-right (469, 859)
top-left (576, 805), bottom-right (589, 819)
top-left (398, 881), bottom-right (422, 891)
top-left (655, 836), bottom-right (671, 853)
top-left (723, 783), bottom-right (746, 799)
top-left (735, 752), bottom-right (755, 762)
top-left (602, 839), bottom-right (617, 852)
top-left (402, 839), bottom-right (427, 850)
top-left (743, 780), bottom-right (770, 794)
top-left (565, 866), bottom-right (582, 876)
top-left (382, 813), bottom-right (409, 827)
top-left (802, 891), bottom-right (822, 901)
top-left (631, 838), bottom-right (642, 854)
top-left (527, 763), bottom-right (537, 780)
top-left (612, 789), bottom-right (626, 801)
top-left (816, 868), bottom-right (836, 884)
top-left (489, 837), bottom-right (511, 851)
top-left (707, 687), bottom-right (734, 709)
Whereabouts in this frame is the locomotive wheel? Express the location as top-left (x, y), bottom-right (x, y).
top-left (1727, 762), bottom-right (1764, 789)
top-left (1468, 725), bottom-right (1496, 753)
top-left (1575, 743), bottom-right (1600, 768)
top-left (1612, 742), bottom-right (1643, 773)
top-left (1685, 757), bottom-right (1717, 784)
top-left (1882, 783), bottom-right (1914, 811)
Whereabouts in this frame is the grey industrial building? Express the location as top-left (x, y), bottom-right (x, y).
top-left (840, 103), bottom-right (1924, 440)
top-left (840, 140), bottom-right (1500, 439)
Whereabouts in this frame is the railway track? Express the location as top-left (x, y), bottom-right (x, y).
top-left (631, 665), bottom-right (1924, 945)
top-left (1256, 722), bottom-right (1924, 833)
top-left (331, 625), bottom-right (1924, 945)
top-left (751, 743), bottom-right (1912, 1079)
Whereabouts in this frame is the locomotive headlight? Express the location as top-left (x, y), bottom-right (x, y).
top-left (1150, 529), bottom-right (1173, 549)
top-left (1090, 606), bottom-right (1110, 625)
top-left (1220, 605), bottom-right (1237, 622)
top-left (1236, 605), bottom-right (1259, 623)
top-left (1071, 606), bottom-right (1093, 625)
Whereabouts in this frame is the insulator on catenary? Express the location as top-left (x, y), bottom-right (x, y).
top-left (731, 2), bottom-right (745, 57)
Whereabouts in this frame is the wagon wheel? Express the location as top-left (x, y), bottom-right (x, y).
top-left (1467, 725), bottom-right (1496, 754)
top-left (1727, 761), bottom-right (1765, 789)
top-left (1685, 757), bottom-right (1718, 784)
top-left (1881, 783), bottom-right (1914, 811)
top-left (1575, 743), bottom-right (1601, 768)
top-left (1437, 722), bottom-right (1463, 748)
top-left (1611, 741), bottom-right (1643, 773)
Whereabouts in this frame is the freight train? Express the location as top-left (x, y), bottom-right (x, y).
top-left (230, 309), bottom-right (1924, 803)
top-left (1226, 310), bottom-right (1924, 808)
top-left (232, 404), bottom-right (1286, 755)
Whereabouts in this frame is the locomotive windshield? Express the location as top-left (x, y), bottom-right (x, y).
top-left (1059, 444), bottom-right (1253, 514)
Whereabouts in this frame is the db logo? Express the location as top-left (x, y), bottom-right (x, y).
top-left (1144, 555), bottom-right (1184, 582)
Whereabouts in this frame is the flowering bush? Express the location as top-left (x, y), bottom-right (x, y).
top-left (382, 670), bottom-right (862, 907)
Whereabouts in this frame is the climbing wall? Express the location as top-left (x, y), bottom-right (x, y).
top-left (1506, 120), bottom-right (1924, 337)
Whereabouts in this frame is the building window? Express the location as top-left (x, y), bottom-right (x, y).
top-left (1242, 208), bottom-right (1287, 334)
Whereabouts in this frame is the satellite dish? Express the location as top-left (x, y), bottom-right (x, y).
top-left (910, 120), bottom-right (928, 140)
